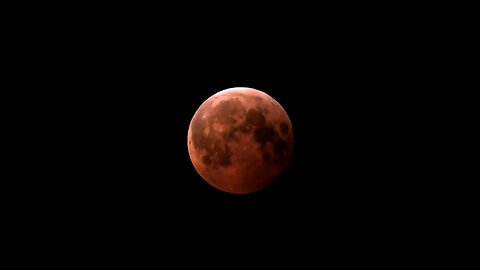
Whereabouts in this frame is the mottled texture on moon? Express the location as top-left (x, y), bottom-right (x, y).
top-left (187, 87), bottom-right (294, 194)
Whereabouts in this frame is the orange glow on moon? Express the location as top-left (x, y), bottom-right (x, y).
top-left (187, 87), bottom-right (293, 194)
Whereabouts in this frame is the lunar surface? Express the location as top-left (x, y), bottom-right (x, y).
top-left (187, 87), bottom-right (293, 194)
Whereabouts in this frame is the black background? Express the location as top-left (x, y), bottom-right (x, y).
top-left (25, 1), bottom-right (437, 258)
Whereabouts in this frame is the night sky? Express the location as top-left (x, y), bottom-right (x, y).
top-left (36, 2), bottom-right (430, 253)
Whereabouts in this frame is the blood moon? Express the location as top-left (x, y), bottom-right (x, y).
top-left (187, 87), bottom-right (293, 194)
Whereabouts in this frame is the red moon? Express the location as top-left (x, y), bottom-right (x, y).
top-left (187, 87), bottom-right (293, 194)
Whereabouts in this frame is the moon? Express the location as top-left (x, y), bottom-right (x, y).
top-left (187, 87), bottom-right (294, 194)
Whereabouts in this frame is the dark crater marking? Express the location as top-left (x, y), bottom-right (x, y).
top-left (244, 108), bottom-right (290, 164)
top-left (191, 101), bottom-right (290, 168)
top-left (191, 99), bottom-right (242, 169)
